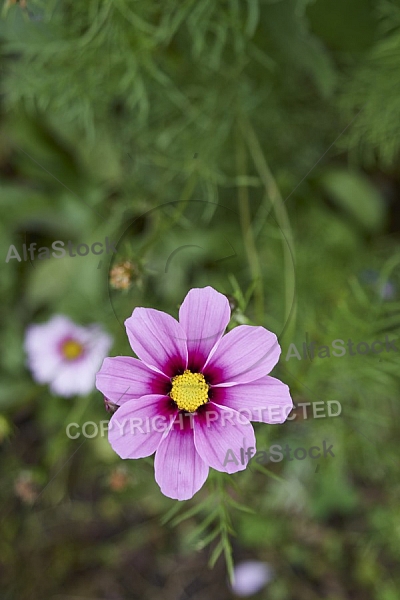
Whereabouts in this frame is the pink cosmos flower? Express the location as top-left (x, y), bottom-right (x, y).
top-left (25, 315), bottom-right (113, 397)
top-left (96, 287), bottom-right (293, 500)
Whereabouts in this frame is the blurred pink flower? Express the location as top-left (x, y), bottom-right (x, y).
top-left (25, 315), bottom-right (113, 397)
top-left (96, 286), bottom-right (292, 500)
top-left (231, 560), bottom-right (273, 596)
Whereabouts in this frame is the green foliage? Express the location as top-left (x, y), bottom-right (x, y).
top-left (339, 1), bottom-right (400, 165)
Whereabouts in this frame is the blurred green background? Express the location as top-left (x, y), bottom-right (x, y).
top-left (1, 0), bottom-right (400, 598)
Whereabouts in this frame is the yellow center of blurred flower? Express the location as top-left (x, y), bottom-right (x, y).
top-left (170, 370), bottom-right (209, 412)
top-left (62, 340), bottom-right (84, 360)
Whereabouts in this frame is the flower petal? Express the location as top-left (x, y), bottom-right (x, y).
top-left (154, 414), bottom-right (209, 500)
top-left (212, 376), bottom-right (293, 424)
top-left (204, 325), bottom-right (280, 385)
top-left (26, 352), bottom-right (64, 386)
top-left (193, 402), bottom-right (256, 474)
top-left (24, 316), bottom-right (74, 383)
top-left (232, 561), bottom-right (273, 596)
top-left (108, 395), bottom-right (176, 459)
top-left (125, 308), bottom-right (188, 377)
top-left (179, 286), bottom-right (230, 371)
top-left (50, 361), bottom-right (97, 397)
top-left (96, 356), bottom-right (168, 405)
top-left (24, 315), bottom-right (76, 353)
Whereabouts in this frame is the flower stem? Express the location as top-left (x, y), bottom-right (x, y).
top-left (235, 126), bottom-right (265, 322)
top-left (240, 115), bottom-right (297, 339)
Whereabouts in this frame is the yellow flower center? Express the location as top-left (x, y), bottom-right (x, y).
top-left (62, 339), bottom-right (84, 360)
top-left (170, 370), bottom-right (209, 412)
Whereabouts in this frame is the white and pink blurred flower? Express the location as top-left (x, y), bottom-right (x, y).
top-left (96, 286), bottom-right (293, 500)
top-left (25, 315), bottom-right (113, 397)
top-left (231, 560), bottom-right (274, 596)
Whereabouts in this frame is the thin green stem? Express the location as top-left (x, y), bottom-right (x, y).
top-left (240, 115), bottom-right (296, 340)
top-left (235, 127), bottom-right (264, 322)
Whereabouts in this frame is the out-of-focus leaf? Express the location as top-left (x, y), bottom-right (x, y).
top-left (320, 168), bottom-right (386, 232)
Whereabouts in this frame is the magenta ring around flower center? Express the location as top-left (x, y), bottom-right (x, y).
top-left (57, 336), bottom-right (87, 362)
